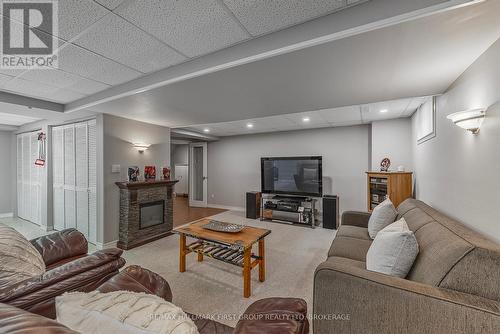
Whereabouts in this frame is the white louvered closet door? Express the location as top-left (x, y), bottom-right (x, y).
top-left (64, 126), bottom-right (76, 229)
top-left (22, 135), bottom-right (30, 221)
top-left (16, 131), bottom-right (41, 226)
top-left (87, 120), bottom-right (97, 244)
top-left (52, 120), bottom-right (97, 243)
top-left (75, 123), bottom-right (89, 239)
top-left (29, 133), bottom-right (40, 224)
top-left (52, 127), bottom-right (65, 231)
top-left (16, 136), bottom-right (23, 219)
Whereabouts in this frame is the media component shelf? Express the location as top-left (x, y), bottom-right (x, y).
top-left (366, 171), bottom-right (413, 212)
top-left (260, 194), bottom-right (317, 228)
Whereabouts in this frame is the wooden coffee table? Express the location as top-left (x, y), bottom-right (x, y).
top-left (173, 219), bottom-right (271, 298)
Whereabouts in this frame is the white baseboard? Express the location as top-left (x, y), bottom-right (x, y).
top-left (0, 213), bottom-right (13, 218)
top-left (207, 204), bottom-right (245, 212)
top-left (95, 240), bottom-right (118, 250)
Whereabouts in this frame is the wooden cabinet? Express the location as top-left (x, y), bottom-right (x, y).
top-left (366, 172), bottom-right (413, 212)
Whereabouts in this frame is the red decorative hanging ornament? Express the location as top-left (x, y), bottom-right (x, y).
top-left (35, 132), bottom-right (46, 167)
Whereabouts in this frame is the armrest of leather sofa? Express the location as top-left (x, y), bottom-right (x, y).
top-left (234, 298), bottom-right (309, 334)
top-left (30, 229), bottom-right (88, 270)
top-left (0, 249), bottom-right (125, 318)
top-left (97, 265), bottom-right (173, 303)
top-left (341, 211), bottom-right (371, 228)
top-left (0, 303), bottom-right (78, 334)
top-left (313, 257), bottom-right (500, 334)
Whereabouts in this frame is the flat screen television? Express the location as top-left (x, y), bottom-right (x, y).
top-left (261, 156), bottom-right (323, 197)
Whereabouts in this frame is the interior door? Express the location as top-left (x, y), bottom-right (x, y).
top-left (16, 131), bottom-right (41, 225)
top-left (52, 120), bottom-right (97, 244)
top-left (189, 142), bottom-right (207, 207)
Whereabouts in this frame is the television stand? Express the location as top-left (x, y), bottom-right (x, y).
top-left (271, 195), bottom-right (307, 202)
top-left (260, 194), bottom-right (317, 228)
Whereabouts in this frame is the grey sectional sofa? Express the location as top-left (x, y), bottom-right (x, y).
top-left (314, 198), bottom-right (500, 334)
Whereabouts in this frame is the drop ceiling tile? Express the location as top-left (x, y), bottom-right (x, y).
top-left (35, 0), bottom-right (109, 41)
top-left (116, 0), bottom-right (249, 57)
top-left (223, 0), bottom-right (361, 36)
top-left (284, 112), bottom-right (329, 127)
top-left (57, 44), bottom-right (142, 85)
top-left (0, 73), bottom-right (15, 86)
top-left (329, 120), bottom-right (363, 127)
top-left (361, 98), bottom-right (413, 122)
top-left (74, 14), bottom-right (186, 73)
top-left (241, 119), bottom-right (276, 131)
top-left (317, 106), bottom-right (362, 123)
top-left (0, 69), bottom-right (25, 77)
top-left (253, 115), bottom-right (296, 128)
top-left (2, 78), bottom-right (60, 100)
top-left (95, 0), bottom-right (127, 10)
top-left (19, 69), bottom-right (111, 95)
top-left (0, 112), bottom-right (40, 126)
top-left (43, 89), bottom-right (86, 104)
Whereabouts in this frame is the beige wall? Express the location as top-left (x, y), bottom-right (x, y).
top-left (412, 37), bottom-right (500, 242)
top-left (371, 118), bottom-right (413, 172)
top-left (102, 114), bottom-right (171, 243)
top-left (207, 125), bottom-right (370, 213)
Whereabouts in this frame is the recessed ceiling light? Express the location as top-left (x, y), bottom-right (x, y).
top-left (203, 128), bottom-right (210, 133)
top-left (246, 123), bottom-right (254, 128)
top-left (302, 117), bottom-right (311, 122)
top-left (380, 109), bottom-right (388, 113)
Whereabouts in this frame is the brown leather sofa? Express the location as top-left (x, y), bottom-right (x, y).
top-left (0, 265), bottom-right (309, 334)
top-left (0, 229), bottom-right (125, 318)
top-left (0, 229), bottom-right (308, 333)
top-left (314, 199), bottom-right (500, 334)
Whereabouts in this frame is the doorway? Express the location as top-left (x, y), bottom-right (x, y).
top-left (189, 142), bottom-right (207, 207)
top-left (170, 140), bottom-right (224, 226)
top-left (171, 143), bottom-right (189, 197)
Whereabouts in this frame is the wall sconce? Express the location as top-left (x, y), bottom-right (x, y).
top-left (447, 108), bottom-right (486, 134)
top-left (133, 143), bottom-right (150, 153)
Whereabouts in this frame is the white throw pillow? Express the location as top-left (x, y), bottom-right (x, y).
top-left (0, 224), bottom-right (45, 289)
top-left (56, 291), bottom-right (199, 334)
top-left (366, 218), bottom-right (419, 278)
top-left (367, 198), bottom-right (398, 239)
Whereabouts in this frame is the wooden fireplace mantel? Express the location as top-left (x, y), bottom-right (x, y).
top-left (115, 180), bottom-right (178, 189)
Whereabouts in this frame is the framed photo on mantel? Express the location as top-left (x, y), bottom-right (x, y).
top-left (144, 166), bottom-right (156, 180)
top-left (128, 166), bottom-right (140, 182)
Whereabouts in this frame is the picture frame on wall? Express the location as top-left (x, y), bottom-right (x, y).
top-left (416, 96), bottom-right (436, 144)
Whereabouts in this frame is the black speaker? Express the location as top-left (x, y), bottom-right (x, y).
top-left (246, 192), bottom-right (261, 219)
top-left (323, 195), bottom-right (339, 230)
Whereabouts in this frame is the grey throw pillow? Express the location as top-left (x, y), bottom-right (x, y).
top-left (366, 218), bottom-right (419, 278)
top-left (367, 198), bottom-right (398, 239)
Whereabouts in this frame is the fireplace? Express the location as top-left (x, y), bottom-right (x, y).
top-left (115, 180), bottom-right (178, 250)
top-left (140, 201), bottom-right (165, 229)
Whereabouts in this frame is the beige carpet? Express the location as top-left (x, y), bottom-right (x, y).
top-left (2, 212), bottom-right (336, 328)
top-left (122, 210), bottom-right (336, 328)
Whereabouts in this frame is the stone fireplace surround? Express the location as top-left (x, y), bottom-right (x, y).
top-left (115, 180), bottom-right (178, 250)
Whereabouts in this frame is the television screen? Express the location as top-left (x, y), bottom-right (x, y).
top-left (261, 157), bottom-right (322, 197)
